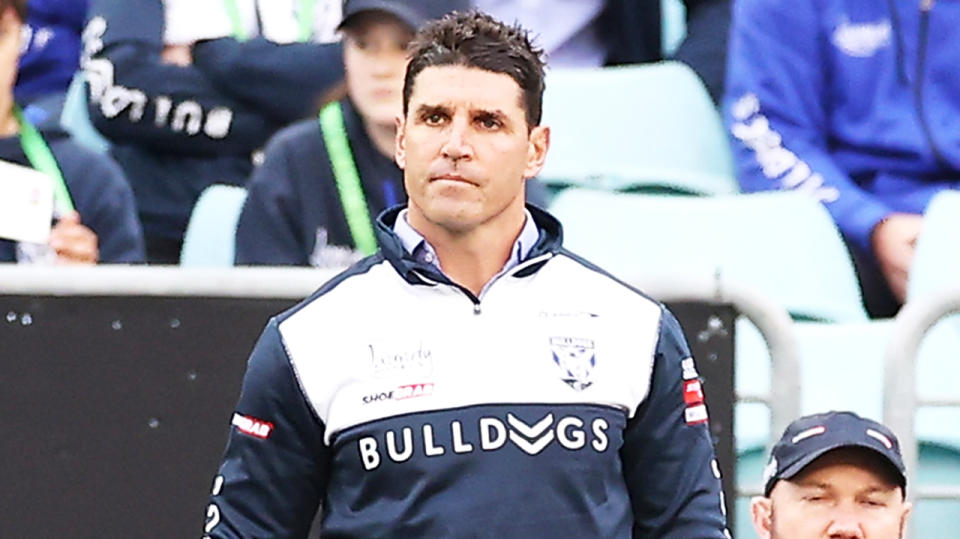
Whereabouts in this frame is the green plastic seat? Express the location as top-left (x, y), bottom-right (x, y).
top-left (539, 62), bottom-right (737, 196)
top-left (549, 188), bottom-right (867, 322)
top-left (180, 184), bottom-right (248, 267)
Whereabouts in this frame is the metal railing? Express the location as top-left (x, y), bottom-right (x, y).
top-left (0, 265), bottom-right (802, 499)
top-left (883, 286), bottom-right (960, 502)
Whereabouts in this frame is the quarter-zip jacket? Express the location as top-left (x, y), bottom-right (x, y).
top-left (724, 0), bottom-right (960, 257)
top-left (205, 205), bottom-right (728, 538)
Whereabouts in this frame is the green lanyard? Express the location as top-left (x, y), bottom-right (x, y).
top-left (14, 106), bottom-right (74, 214)
top-left (224, 0), bottom-right (316, 42)
top-left (318, 102), bottom-right (378, 255)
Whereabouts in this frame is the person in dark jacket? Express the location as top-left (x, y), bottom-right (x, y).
top-left (0, 0), bottom-right (143, 264)
top-left (206, 10), bottom-right (727, 537)
top-left (82, 0), bottom-right (344, 263)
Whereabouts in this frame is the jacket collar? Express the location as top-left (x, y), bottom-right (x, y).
top-left (375, 204), bottom-right (564, 287)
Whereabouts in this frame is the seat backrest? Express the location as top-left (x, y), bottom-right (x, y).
top-left (908, 190), bottom-right (960, 300)
top-left (549, 188), bottom-right (867, 322)
top-left (538, 62), bottom-right (737, 195)
top-left (60, 72), bottom-right (111, 154)
top-left (180, 185), bottom-right (248, 267)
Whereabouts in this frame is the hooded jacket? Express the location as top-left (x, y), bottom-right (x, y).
top-left (725, 0), bottom-right (960, 257)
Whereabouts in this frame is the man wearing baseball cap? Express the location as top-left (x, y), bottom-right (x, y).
top-left (751, 411), bottom-right (912, 539)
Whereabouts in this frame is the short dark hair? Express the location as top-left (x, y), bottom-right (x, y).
top-left (403, 10), bottom-right (546, 128)
top-left (0, 0), bottom-right (27, 21)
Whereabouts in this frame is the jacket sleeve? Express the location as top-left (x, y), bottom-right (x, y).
top-left (192, 37), bottom-right (345, 125)
top-left (205, 319), bottom-right (329, 538)
top-left (83, 0), bottom-right (280, 157)
top-left (69, 150), bottom-right (146, 263)
top-left (673, 0), bottom-right (731, 103)
top-left (622, 307), bottom-right (728, 538)
top-left (234, 131), bottom-right (313, 266)
top-left (723, 0), bottom-right (892, 255)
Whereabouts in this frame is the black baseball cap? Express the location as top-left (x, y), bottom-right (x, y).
top-left (762, 411), bottom-right (907, 496)
top-left (338, 0), bottom-right (468, 31)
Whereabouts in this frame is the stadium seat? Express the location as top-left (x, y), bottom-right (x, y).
top-left (179, 185), bottom-right (248, 267)
top-left (549, 188), bottom-right (867, 322)
top-left (60, 72), bottom-right (111, 154)
top-left (538, 62), bottom-right (737, 195)
top-left (661, 0), bottom-right (687, 55)
top-left (908, 190), bottom-right (960, 301)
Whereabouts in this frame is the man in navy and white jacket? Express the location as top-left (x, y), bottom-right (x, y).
top-left (725, 0), bottom-right (960, 317)
top-left (205, 9), bottom-right (728, 538)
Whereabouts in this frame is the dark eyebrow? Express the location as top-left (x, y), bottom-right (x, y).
top-left (414, 104), bottom-right (450, 118)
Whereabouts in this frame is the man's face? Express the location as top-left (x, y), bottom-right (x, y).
top-left (751, 448), bottom-right (911, 539)
top-left (342, 13), bottom-right (413, 129)
top-left (395, 65), bottom-right (548, 237)
top-left (0, 5), bottom-right (22, 93)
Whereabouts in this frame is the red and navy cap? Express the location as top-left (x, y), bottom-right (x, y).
top-left (762, 411), bottom-right (907, 496)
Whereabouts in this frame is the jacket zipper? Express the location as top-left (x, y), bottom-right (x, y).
top-left (414, 253), bottom-right (554, 316)
top-left (914, 0), bottom-right (950, 168)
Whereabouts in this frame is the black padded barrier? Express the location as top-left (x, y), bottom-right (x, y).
top-left (0, 295), bottom-right (735, 538)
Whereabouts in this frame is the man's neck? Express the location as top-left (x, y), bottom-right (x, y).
top-left (365, 120), bottom-right (396, 159)
top-left (409, 204), bottom-right (526, 297)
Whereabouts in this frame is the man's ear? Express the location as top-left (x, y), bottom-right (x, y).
top-left (394, 114), bottom-right (406, 170)
top-left (750, 496), bottom-right (774, 539)
top-left (523, 125), bottom-right (549, 179)
top-left (900, 500), bottom-right (913, 537)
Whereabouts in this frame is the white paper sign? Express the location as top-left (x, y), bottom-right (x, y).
top-left (0, 159), bottom-right (54, 244)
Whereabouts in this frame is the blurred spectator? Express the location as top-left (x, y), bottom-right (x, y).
top-left (751, 412), bottom-right (911, 538)
top-left (235, 1), bottom-right (549, 267)
top-left (82, 0), bottom-right (344, 263)
top-left (0, 0), bottom-right (144, 264)
top-left (475, 0), bottom-right (731, 102)
top-left (725, 0), bottom-right (960, 317)
top-left (15, 0), bottom-right (87, 128)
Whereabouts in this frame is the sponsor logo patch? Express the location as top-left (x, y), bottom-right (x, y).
top-left (681, 357), bottom-right (699, 380)
top-left (832, 18), bottom-right (891, 58)
top-left (362, 383), bottom-right (435, 404)
top-left (685, 404), bottom-right (709, 425)
top-left (683, 380), bottom-right (705, 405)
top-left (367, 342), bottom-right (434, 378)
top-left (232, 413), bottom-right (274, 439)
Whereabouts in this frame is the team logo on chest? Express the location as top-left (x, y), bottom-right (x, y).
top-left (549, 337), bottom-right (596, 391)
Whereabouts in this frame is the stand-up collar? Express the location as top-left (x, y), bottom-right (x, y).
top-left (375, 204), bottom-right (564, 286)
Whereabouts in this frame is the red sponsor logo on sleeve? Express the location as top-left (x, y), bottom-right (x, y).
top-left (232, 413), bottom-right (274, 439)
top-left (683, 379), bottom-right (704, 405)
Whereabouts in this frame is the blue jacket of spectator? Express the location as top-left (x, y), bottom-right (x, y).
top-left (725, 0), bottom-right (960, 258)
top-left (0, 127), bottom-right (145, 264)
top-left (82, 0), bottom-right (343, 260)
top-left (15, 0), bottom-right (88, 104)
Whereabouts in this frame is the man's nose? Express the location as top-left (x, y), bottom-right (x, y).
top-left (441, 118), bottom-right (473, 161)
top-left (826, 508), bottom-right (865, 538)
